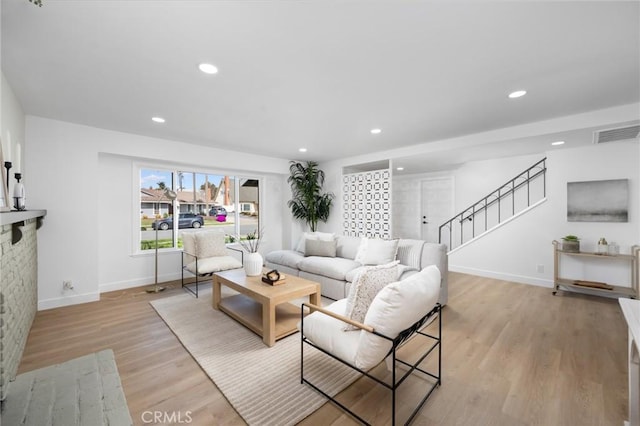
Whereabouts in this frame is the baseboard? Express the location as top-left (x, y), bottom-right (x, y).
top-left (99, 272), bottom-right (184, 293)
top-left (449, 265), bottom-right (553, 288)
top-left (38, 292), bottom-right (100, 311)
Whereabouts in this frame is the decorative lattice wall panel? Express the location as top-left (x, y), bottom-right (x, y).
top-left (342, 169), bottom-right (391, 238)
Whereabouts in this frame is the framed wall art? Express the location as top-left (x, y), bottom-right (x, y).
top-left (567, 179), bottom-right (628, 222)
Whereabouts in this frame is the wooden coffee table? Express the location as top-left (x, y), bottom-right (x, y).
top-left (212, 269), bottom-right (321, 347)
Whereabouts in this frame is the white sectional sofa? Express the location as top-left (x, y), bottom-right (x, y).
top-left (264, 234), bottom-right (448, 305)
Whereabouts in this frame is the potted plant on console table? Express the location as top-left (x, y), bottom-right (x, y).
top-left (561, 235), bottom-right (580, 253)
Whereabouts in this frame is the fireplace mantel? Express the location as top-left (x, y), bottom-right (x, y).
top-left (0, 209), bottom-right (46, 226)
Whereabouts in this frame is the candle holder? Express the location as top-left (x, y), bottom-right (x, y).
top-left (13, 172), bottom-right (25, 211)
top-left (4, 161), bottom-right (11, 193)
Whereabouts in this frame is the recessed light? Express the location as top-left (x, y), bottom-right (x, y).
top-left (396, 167), bottom-right (404, 171)
top-left (508, 90), bottom-right (527, 99)
top-left (551, 140), bottom-right (565, 146)
top-left (299, 148), bottom-right (307, 153)
top-left (151, 117), bottom-right (165, 123)
top-left (199, 63), bottom-right (219, 74)
top-left (370, 128), bottom-right (382, 135)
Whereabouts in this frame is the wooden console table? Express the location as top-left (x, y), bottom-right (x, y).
top-left (552, 241), bottom-right (639, 299)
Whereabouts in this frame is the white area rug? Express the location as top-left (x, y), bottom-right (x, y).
top-left (150, 289), bottom-right (360, 426)
top-left (1, 349), bottom-right (132, 426)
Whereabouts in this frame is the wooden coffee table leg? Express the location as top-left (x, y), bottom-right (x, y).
top-left (309, 288), bottom-right (320, 306)
top-left (263, 300), bottom-right (276, 347)
top-left (212, 277), bottom-right (222, 310)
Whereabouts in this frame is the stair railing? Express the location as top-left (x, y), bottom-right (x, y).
top-left (439, 157), bottom-right (547, 250)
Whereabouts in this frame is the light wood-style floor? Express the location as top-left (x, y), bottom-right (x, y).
top-left (17, 273), bottom-right (628, 425)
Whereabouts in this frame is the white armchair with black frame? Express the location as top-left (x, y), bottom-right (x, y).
top-left (299, 264), bottom-right (442, 425)
top-left (181, 230), bottom-right (243, 297)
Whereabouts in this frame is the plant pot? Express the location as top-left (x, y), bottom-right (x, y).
top-left (244, 252), bottom-right (263, 276)
top-left (562, 240), bottom-right (580, 253)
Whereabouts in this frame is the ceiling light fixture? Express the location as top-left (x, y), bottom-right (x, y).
top-left (508, 90), bottom-right (527, 99)
top-left (299, 148), bottom-right (307, 153)
top-left (199, 63), bottom-right (219, 74)
top-left (551, 140), bottom-right (565, 146)
top-left (370, 128), bottom-right (382, 134)
top-left (151, 117), bottom-right (165, 123)
top-left (396, 167), bottom-right (404, 171)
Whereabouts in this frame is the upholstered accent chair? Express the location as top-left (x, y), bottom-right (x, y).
top-left (299, 265), bottom-right (442, 425)
top-left (181, 230), bottom-right (243, 297)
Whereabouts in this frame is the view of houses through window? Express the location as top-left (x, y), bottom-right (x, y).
top-left (140, 168), bottom-right (260, 251)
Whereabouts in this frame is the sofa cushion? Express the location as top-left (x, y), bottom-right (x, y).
top-left (354, 265), bottom-right (441, 370)
top-left (296, 231), bottom-right (336, 252)
top-left (396, 239), bottom-right (424, 270)
top-left (264, 250), bottom-right (305, 270)
top-left (343, 261), bottom-right (399, 331)
top-left (298, 256), bottom-right (361, 281)
top-left (185, 256), bottom-right (242, 275)
top-left (299, 299), bottom-right (360, 365)
top-left (336, 235), bottom-right (362, 260)
top-left (355, 238), bottom-right (399, 265)
top-left (305, 239), bottom-right (337, 257)
top-left (345, 264), bottom-right (417, 283)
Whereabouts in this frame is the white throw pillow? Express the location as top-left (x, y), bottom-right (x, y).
top-left (295, 231), bottom-right (335, 253)
top-left (305, 239), bottom-right (337, 257)
top-left (343, 261), bottom-right (399, 331)
top-left (355, 238), bottom-right (399, 265)
top-left (353, 265), bottom-right (441, 370)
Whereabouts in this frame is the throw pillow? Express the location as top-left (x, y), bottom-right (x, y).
top-left (295, 231), bottom-right (335, 252)
top-left (343, 261), bottom-right (399, 331)
top-left (355, 238), bottom-right (399, 265)
top-left (195, 231), bottom-right (227, 258)
top-left (353, 265), bottom-right (441, 370)
top-left (305, 238), bottom-right (337, 257)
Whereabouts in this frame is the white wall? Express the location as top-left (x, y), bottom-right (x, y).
top-left (449, 141), bottom-right (639, 288)
top-left (26, 117), bottom-right (292, 309)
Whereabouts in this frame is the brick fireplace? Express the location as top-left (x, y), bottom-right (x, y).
top-left (0, 211), bottom-right (46, 401)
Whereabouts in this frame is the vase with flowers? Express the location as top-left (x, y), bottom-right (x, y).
top-left (237, 229), bottom-right (264, 276)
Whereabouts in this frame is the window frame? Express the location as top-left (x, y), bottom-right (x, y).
top-left (133, 161), bottom-right (262, 256)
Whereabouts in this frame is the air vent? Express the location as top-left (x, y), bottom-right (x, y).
top-left (593, 125), bottom-right (640, 144)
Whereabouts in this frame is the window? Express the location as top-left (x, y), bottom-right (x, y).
top-left (138, 167), bottom-right (260, 252)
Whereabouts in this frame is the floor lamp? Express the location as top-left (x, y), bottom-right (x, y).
top-left (147, 188), bottom-right (178, 293)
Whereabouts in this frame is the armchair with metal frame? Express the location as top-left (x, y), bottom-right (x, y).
top-left (181, 231), bottom-right (243, 297)
top-left (299, 265), bottom-right (442, 426)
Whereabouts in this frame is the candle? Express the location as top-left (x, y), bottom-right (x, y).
top-left (5, 134), bottom-right (11, 162)
top-left (15, 143), bottom-right (21, 172)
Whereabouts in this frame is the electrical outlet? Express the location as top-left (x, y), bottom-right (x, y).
top-left (63, 280), bottom-right (73, 290)
top-left (536, 264), bottom-right (544, 273)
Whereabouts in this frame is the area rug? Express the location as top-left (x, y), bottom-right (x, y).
top-left (150, 289), bottom-right (361, 426)
top-left (1, 349), bottom-right (132, 426)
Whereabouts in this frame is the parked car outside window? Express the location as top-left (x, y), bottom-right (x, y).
top-left (209, 206), bottom-right (227, 217)
top-left (152, 212), bottom-right (204, 230)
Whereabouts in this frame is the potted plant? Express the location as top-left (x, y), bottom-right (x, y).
top-left (561, 235), bottom-right (580, 253)
top-left (287, 161), bottom-right (335, 232)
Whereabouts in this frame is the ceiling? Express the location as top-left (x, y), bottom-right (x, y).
top-left (2, 1), bottom-right (639, 173)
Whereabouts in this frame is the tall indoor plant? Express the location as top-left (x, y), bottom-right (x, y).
top-left (287, 161), bottom-right (334, 232)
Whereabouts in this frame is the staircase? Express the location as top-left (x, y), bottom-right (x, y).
top-left (439, 158), bottom-right (547, 251)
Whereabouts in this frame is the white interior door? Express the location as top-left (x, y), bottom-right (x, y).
top-left (421, 177), bottom-right (454, 243)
